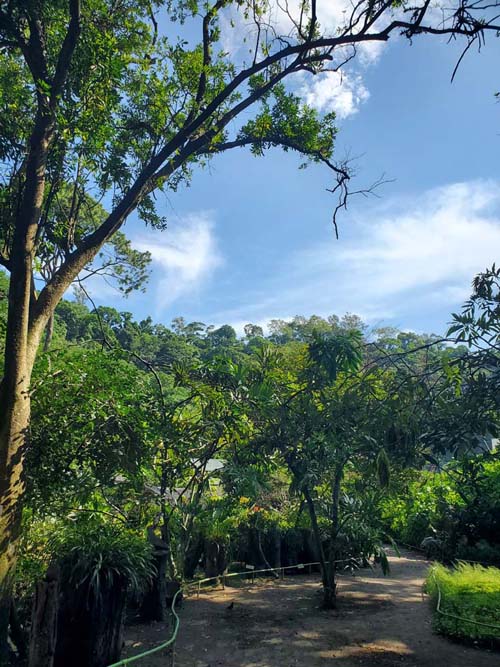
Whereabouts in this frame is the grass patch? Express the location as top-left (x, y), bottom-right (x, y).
top-left (425, 562), bottom-right (500, 645)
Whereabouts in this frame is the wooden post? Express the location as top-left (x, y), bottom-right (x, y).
top-left (142, 527), bottom-right (169, 622)
top-left (28, 564), bottom-right (59, 667)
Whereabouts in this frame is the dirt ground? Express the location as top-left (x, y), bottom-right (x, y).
top-left (123, 549), bottom-right (498, 666)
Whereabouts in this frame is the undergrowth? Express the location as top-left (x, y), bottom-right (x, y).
top-left (425, 562), bottom-right (500, 644)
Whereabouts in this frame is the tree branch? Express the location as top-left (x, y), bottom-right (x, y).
top-left (51, 0), bottom-right (81, 106)
top-left (28, 0), bottom-right (500, 340)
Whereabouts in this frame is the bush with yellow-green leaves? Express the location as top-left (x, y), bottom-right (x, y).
top-left (425, 563), bottom-right (500, 645)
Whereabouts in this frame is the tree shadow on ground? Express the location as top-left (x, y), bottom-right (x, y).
top-left (123, 553), bottom-right (498, 667)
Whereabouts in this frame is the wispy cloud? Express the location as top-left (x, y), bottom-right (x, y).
top-left (213, 180), bottom-right (500, 331)
top-left (333, 180), bottom-right (500, 297)
top-left (133, 212), bottom-right (223, 313)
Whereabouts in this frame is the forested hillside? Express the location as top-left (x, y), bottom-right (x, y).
top-left (1, 265), bottom-right (499, 663)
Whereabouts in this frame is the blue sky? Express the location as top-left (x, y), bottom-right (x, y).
top-left (88, 16), bottom-right (500, 337)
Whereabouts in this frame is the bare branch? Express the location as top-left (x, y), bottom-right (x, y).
top-left (327, 171), bottom-right (392, 239)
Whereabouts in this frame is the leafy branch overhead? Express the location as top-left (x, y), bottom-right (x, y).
top-left (1, 0), bottom-right (499, 330)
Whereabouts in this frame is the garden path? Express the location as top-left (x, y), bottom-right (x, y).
top-left (123, 549), bottom-right (498, 666)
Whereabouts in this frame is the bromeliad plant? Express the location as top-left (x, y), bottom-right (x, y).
top-left (50, 517), bottom-right (155, 666)
top-left (51, 518), bottom-right (155, 597)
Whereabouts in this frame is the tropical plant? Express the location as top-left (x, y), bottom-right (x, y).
top-left (1, 2), bottom-right (499, 643)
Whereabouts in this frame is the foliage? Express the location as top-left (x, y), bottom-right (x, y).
top-left (0, 0), bottom-right (498, 652)
top-left (14, 517), bottom-right (55, 602)
top-left (13, 514), bottom-right (154, 632)
top-left (380, 471), bottom-right (461, 546)
top-left (381, 456), bottom-right (500, 565)
top-left (6, 265), bottom-right (500, 621)
top-left (51, 517), bottom-right (155, 597)
top-left (49, 516), bottom-right (153, 597)
top-left (448, 264), bottom-right (500, 349)
top-left (27, 346), bottom-right (159, 513)
top-left (425, 563), bottom-right (500, 643)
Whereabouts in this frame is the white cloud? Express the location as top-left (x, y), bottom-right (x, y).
top-left (133, 212), bottom-right (222, 312)
top-left (300, 70), bottom-right (370, 118)
top-left (217, 0), bottom-right (385, 119)
top-left (358, 40), bottom-right (386, 66)
top-left (212, 180), bottom-right (500, 331)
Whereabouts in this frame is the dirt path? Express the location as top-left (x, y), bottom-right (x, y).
top-left (123, 550), bottom-right (498, 666)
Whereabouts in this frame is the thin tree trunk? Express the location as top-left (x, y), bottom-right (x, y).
top-left (141, 551), bottom-right (168, 622)
top-left (43, 314), bottom-right (55, 352)
top-left (271, 527), bottom-right (281, 569)
top-left (324, 463), bottom-right (344, 609)
top-left (256, 529), bottom-right (279, 578)
top-left (183, 532), bottom-right (204, 579)
top-left (302, 486), bottom-right (332, 599)
top-left (204, 540), bottom-right (225, 579)
top-left (330, 465), bottom-right (343, 547)
top-left (160, 506), bottom-right (178, 581)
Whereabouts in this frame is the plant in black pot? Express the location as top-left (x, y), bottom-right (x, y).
top-left (48, 517), bottom-right (154, 667)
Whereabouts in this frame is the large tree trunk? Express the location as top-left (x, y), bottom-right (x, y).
top-left (0, 327), bottom-right (41, 660)
top-left (55, 576), bottom-right (127, 667)
top-left (0, 100), bottom-right (56, 655)
top-left (28, 565), bottom-right (60, 667)
top-left (0, 391), bottom-right (30, 661)
top-left (0, 280), bottom-right (45, 656)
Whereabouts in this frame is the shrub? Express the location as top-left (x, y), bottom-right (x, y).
top-left (51, 517), bottom-right (155, 596)
top-left (456, 539), bottom-right (500, 567)
top-left (425, 562), bottom-right (500, 644)
top-left (380, 458), bottom-right (500, 564)
top-left (380, 473), bottom-right (460, 547)
top-left (17, 516), bottom-right (155, 596)
top-left (51, 518), bottom-right (155, 667)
